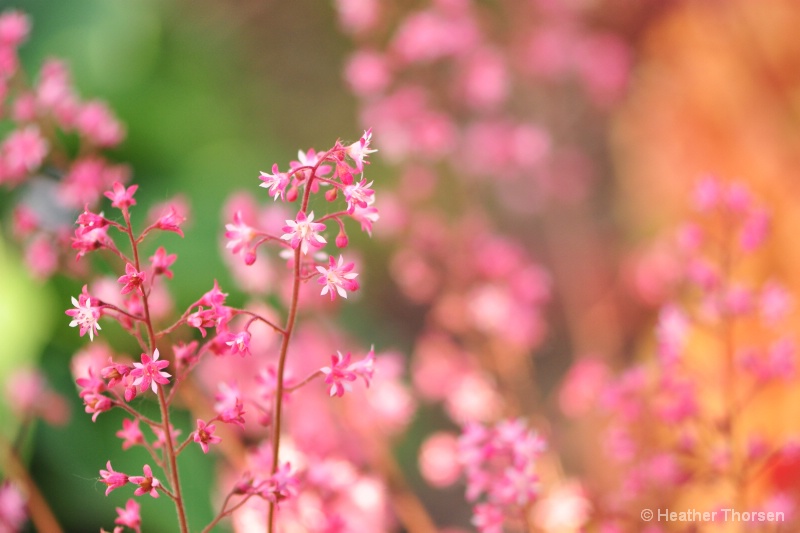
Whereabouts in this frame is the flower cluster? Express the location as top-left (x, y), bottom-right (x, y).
top-left (557, 178), bottom-right (800, 530)
top-left (458, 420), bottom-right (547, 533)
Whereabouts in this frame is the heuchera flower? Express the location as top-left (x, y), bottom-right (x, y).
top-left (153, 206), bottom-right (186, 237)
top-left (214, 382), bottom-right (246, 427)
top-left (345, 128), bottom-right (377, 171)
top-left (130, 349), bottom-right (171, 394)
top-left (0, 481), bottom-right (27, 533)
top-left (114, 499), bottom-right (141, 530)
top-left (149, 246), bottom-right (177, 278)
top-left (128, 464), bottom-right (160, 498)
top-left (316, 255), bottom-right (360, 300)
top-left (66, 285), bottom-right (102, 341)
top-left (319, 348), bottom-right (377, 397)
top-left (225, 330), bottom-right (251, 356)
top-left (260, 462), bottom-right (299, 505)
top-left (100, 461), bottom-right (128, 496)
top-left (193, 419), bottom-right (222, 454)
top-left (225, 210), bottom-right (256, 258)
top-left (259, 163), bottom-right (290, 201)
top-left (116, 418), bottom-right (144, 450)
top-left (343, 177), bottom-right (375, 212)
top-left (104, 182), bottom-right (137, 209)
top-left (118, 263), bottom-right (146, 295)
top-left (281, 211), bottom-right (327, 255)
top-left (1, 125), bottom-right (48, 181)
top-left (321, 351), bottom-right (357, 397)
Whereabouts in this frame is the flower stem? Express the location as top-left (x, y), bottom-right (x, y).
top-left (158, 385), bottom-right (189, 533)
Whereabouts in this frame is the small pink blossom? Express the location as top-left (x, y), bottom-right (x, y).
top-left (128, 464), bottom-right (160, 498)
top-left (193, 419), bottom-right (222, 454)
top-left (214, 382), bottom-right (246, 426)
top-left (225, 331), bottom-right (251, 356)
top-left (74, 100), bottom-right (125, 147)
top-left (281, 211), bottom-right (327, 255)
top-left (320, 351), bottom-right (358, 397)
top-left (0, 11), bottom-right (30, 46)
top-left (114, 499), bottom-right (141, 530)
top-left (66, 285), bottom-right (102, 341)
top-left (761, 281), bottom-right (793, 325)
top-left (260, 462), bottom-right (299, 505)
top-left (0, 481), bottom-right (27, 532)
top-left (149, 247), bottom-right (177, 278)
top-left (116, 418), bottom-right (144, 450)
top-left (118, 263), bottom-right (146, 295)
top-left (316, 255), bottom-right (360, 300)
top-left (153, 206), bottom-right (186, 237)
top-left (173, 340), bottom-right (199, 368)
top-left (1, 125), bottom-right (48, 182)
top-left (225, 210), bottom-right (256, 256)
top-left (130, 349), bottom-right (171, 394)
top-left (343, 177), bottom-right (375, 212)
top-left (345, 128), bottom-right (377, 171)
top-left (104, 182), bottom-right (138, 209)
top-left (259, 164), bottom-right (290, 201)
top-left (350, 205), bottom-right (379, 235)
top-left (101, 359), bottom-right (131, 388)
top-left (100, 461), bottom-right (128, 496)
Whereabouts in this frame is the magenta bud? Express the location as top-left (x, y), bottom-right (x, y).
top-left (325, 188), bottom-right (338, 202)
top-left (245, 251), bottom-right (257, 266)
top-left (286, 187), bottom-right (299, 202)
top-left (336, 233), bottom-right (348, 248)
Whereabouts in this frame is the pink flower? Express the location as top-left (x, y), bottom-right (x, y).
top-left (173, 340), bottom-right (199, 368)
top-left (118, 263), bottom-right (146, 295)
top-left (74, 100), bottom-right (125, 147)
top-left (61, 157), bottom-right (130, 208)
top-left (350, 346), bottom-right (375, 387)
top-left (225, 210), bottom-right (256, 256)
top-left (100, 461), bottom-right (128, 496)
top-left (345, 128), bottom-right (377, 171)
top-left (128, 464), bottom-right (160, 498)
top-left (259, 164), bottom-right (290, 201)
top-left (0, 481), bottom-right (27, 532)
top-left (116, 418), bottom-right (144, 450)
top-left (344, 50), bottom-right (391, 97)
top-left (320, 351), bottom-right (358, 397)
top-left (130, 349), bottom-right (171, 394)
top-left (193, 419), bottom-right (222, 454)
top-left (104, 182), bottom-right (138, 209)
top-left (1, 125), bottom-right (48, 181)
top-left (115, 499), bottom-right (141, 530)
top-left (472, 503), bottom-right (504, 533)
top-left (149, 247), bottom-right (177, 278)
top-left (260, 462), bottom-right (299, 505)
top-left (153, 206), bottom-right (186, 237)
top-left (343, 177), bottom-right (375, 212)
top-left (350, 205), bottom-right (379, 235)
top-left (214, 382), bottom-right (246, 426)
top-left (101, 359), bottom-right (131, 388)
top-left (281, 211), bottom-right (327, 255)
top-left (66, 285), bottom-right (102, 341)
top-left (0, 11), bottom-right (30, 46)
top-left (316, 255), bottom-right (360, 300)
top-left (225, 331), bottom-right (251, 356)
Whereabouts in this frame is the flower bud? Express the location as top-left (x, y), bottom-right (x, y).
top-left (336, 232), bottom-right (348, 248)
top-left (286, 186), bottom-right (299, 202)
top-left (325, 188), bottom-right (338, 202)
top-left (245, 251), bottom-right (257, 265)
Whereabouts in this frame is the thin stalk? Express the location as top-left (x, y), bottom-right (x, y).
top-left (266, 154), bottom-right (328, 531)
